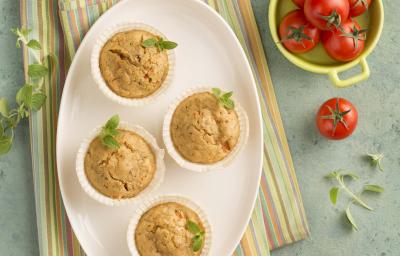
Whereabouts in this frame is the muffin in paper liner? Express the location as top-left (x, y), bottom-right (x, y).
top-left (126, 194), bottom-right (212, 256)
top-left (75, 122), bottom-right (165, 206)
top-left (91, 22), bottom-right (176, 107)
top-left (162, 86), bottom-right (249, 172)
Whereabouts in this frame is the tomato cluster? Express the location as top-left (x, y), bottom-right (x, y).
top-left (279, 0), bottom-right (370, 62)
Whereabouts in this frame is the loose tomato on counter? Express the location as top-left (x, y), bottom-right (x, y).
top-left (304, 0), bottom-right (350, 30)
top-left (292, 0), bottom-right (305, 8)
top-left (321, 20), bottom-right (366, 62)
top-left (349, 0), bottom-right (371, 17)
top-left (279, 10), bottom-right (321, 53)
top-left (316, 98), bottom-right (358, 140)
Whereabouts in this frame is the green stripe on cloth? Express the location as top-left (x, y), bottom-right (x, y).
top-left (21, 0), bottom-right (309, 255)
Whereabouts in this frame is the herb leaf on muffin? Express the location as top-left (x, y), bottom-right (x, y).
top-left (141, 37), bottom-right (178, 51)
top-left (186, 220), bottom-right (205, 252)
top-left (100, 115), bottom-right (120, 149)
top-left (212, 87), bottom-right (235, 110)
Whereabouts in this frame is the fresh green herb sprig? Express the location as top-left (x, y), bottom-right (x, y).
top-left (367, 153), bottom-right (384, 171)
top-left (100, 115), bottom-right (120, 149)
top-left (141, 37), bottom-right (178, 51)
top-left (0, 28), bottom-right (53, 155)
top-left (211, 88), bottom-right (235, 110)
top-left (186, 220), bottom-right (205, 252)
top-left (326, 170), bottom-right (384, 230)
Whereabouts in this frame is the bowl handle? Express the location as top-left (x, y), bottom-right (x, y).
top-left (328, 58), bottom-right (370, 88)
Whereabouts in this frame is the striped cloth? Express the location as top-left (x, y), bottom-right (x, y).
top-left (20, 0), bottom-right (309, 255)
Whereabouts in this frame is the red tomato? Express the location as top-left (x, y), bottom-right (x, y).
top-left (316, 98), bottom-right (358, 140)
top-left (292, 0), bottom-right (305, 8)
top-left (279, 10), bottom-right (321, 53)
top-left (349, 0), bottom-right (371, 17)
top-left (304, 0), bottom-right (350, 30)
top-left (321, 20), bottom-right (366, 62)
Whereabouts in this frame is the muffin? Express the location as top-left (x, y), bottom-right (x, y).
top-left (76, 121), bottom-right (165, 206)
top-left (135, 202), bottom-right (205, 256)
top-left (127, 195), bottom-right (211, 256)
top-left (170, 91), bottom-right (240, 164)
top-left (84, 129), bottom-right (156, 199)
top-left (99, 29), bottom-right (169, 98)
top-left (91, 22), bottom-right (176, 106)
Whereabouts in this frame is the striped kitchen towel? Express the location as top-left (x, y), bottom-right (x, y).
top-left (20, 0), bottom-right (309, 255)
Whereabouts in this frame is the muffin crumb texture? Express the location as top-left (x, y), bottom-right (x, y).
top-left (84, 129), bottom-right (156, 199)
top-left (99, 29), bottom-right (169, 98)
top-left (171, 92), bottom-right (240, 164)
top-left (135, 202), bottom-right (204, 256)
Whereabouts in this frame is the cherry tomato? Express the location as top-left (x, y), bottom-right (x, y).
top-left (279, 10), bottom-right (321, 53)
top-left (349, 0), bottom-right (371, 17)
top-left (292, 0), bottom-right (305, 8)
top-left (321, 20), bottom-right (366, 62)
top-left (304, 0), bottom-right (350, 30)
top-left (316, 98), bottom-right (358, 140)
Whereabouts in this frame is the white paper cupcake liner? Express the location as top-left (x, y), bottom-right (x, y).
top-left (75, 122), bottom-right (166, 206)
top-left (91, 22), bottom-right (176, 107)
top-left (127, 194), bottom-right (212, 256)
top-left (163, 86), bottom-right (249, 172)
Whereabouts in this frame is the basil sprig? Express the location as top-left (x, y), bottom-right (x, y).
top-left (186, 220), bottom-right (205, 252)
top-left (100, 115), bottom-right (120, 149)
top-left (141, 37), bottom-right (177, 51)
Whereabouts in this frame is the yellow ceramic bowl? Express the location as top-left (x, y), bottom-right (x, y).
top-left (269, 0), bottom-right (384, 88)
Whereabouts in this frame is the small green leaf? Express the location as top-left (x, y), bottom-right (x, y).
top-left (160, 40), bottom-right (178, 50)
top-left (325, 171), bottom-right (340, 179)
top-left (222, 91), bottom-right (233, 99)
top-left (141, 38), bottom-right (157, 48)
top-left (211, 88), bottom-right (221, 96)
top-left (28, 64), bottom-right (48, 79)
top-left (16, 85), bottom-right (33, 107)
top-left (105, 115), bottom-right (120, 130)
top-left (101, 135), bottom-right (120, 149)
top-left (342, 172), bottom-right (359, 180)
top-left (192, 235), bottom-right (203, 252)
top-left (187, 220), bottom-right (201, 234)
top-left (27, 39), bottom-right (41, 50)
top-left (345, 206), bottom-right (358, 231)
top-left (329, 187), bottom-right (339, 205)
top-left (31, 93), bottom-right (46, 111)
top-left (222, 98), bottom-right (235, 109)
top-left (0, 135), bottom-right (13, 155)
top-left (367, 153), bottom-right (384, 171)
top-left (0, 98), bottom-right (10, 117)
top-left (363, 184), bottom-right (384, 193)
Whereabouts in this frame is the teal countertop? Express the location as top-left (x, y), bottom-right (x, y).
top-left (1, 0), bottom-right (399, 255)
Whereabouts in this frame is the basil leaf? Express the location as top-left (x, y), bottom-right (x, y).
top-left (187, 220), bottom-right (201, 234)
top-left (27, 39), bottom-right (41, 50)
top-left (141, 38), bottom-right (157, 48)
top-left (160, 40), bottom-right (178, 50)
top-left (102, 135), bottom-right (120, 149)
top-left (192, 235), bottom-right (203, 252)
top-left (325, 171), bottom-right (339, 179)
top-left (363, 184), bottom-right (384, 193)
top-left (223, 98), bottom-right (235, 109)
top-left (105, 115), bottom-right (119, 130)
top-left (345, 206), bottom-right (358, 231)
top-left (0, 98), bottom-right (9, 117)
top-left (342, 172), bottom-right (359, 180)
top-left (31, 93), bottom-right (47, 111)
top-left (329, 187), bottom-right (339, 205)
top-left (0, 135), bottom-right (13, 155)
top-left (28, 64), bottom-right (48, 79)
top-left (222, 91), bottom-right (233, 99)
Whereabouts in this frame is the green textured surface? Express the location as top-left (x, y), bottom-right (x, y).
top-left (0, 0), bottom-right (399, 255)
top-left (0, 1), bottom-right (39, 256)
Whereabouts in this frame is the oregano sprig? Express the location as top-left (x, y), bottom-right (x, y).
top-left (99, 115), bottom-right (120, 149)
top-left (367, 153), bottom-right (384, 171)
top-left (141, 37), bottom-right (178, 51)
top-left (0, 28), bottom-right (53, 155)
top-left (326, 170), bottom-right (384, 230)
top-left (186, 220), bottom-right (205, 252)
top-left (211, 88), bottom-right (235, 110)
